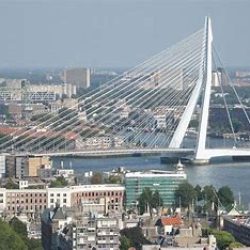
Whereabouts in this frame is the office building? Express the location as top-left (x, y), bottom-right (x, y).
top-left (63, 68), bottom-right (91, 90)
top-left (125, 168), bottom-right (186, 208)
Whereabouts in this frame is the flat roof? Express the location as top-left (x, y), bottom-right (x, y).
top-left (125, 170), bottom-right (186, 178)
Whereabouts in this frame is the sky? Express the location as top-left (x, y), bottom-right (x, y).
top-left (0, 0), bottom-right (249, 69)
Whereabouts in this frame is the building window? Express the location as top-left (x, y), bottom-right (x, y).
top-left (50, 199), bottom-right (54, 203)
top-left (63, 199), bottom-right (67, 203)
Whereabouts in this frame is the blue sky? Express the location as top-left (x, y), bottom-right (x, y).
top-left (0, 0), bottom-right (249, 68)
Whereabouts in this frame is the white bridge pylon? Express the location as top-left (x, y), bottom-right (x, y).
top-left (169, 17), bottom-right (213, 161)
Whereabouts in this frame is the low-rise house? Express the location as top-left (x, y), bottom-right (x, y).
top-left (155, 216), bottom-right (182, 235)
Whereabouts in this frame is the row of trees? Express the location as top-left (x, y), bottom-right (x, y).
top-left (135, 182), bottom-right (234, 216)
top-left (175, 182), bottom-right (234, 215)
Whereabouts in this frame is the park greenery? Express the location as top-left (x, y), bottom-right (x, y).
top-left (0, 217), bottom-right (42, 250)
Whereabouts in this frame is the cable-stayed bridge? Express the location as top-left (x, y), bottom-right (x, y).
top-left (1, 17), bottom-right (250, 163)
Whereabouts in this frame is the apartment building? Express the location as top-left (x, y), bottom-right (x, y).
top-left (41, 206), bottom-right (121, 250)
top-left (3, 188), bottom-right (47, 218)
top-left (0, 184), bottom-right (125, 218)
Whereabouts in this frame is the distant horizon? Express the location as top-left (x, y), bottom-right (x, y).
top-left (0, 0), bottom-right (250, 68)
top-left (0, 65), bottom-right (250, 72)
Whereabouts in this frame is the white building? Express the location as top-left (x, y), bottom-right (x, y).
top-left (212, 71), bottom-right (222, 87)
top-left (47, 187), bottom-right (71, 208)
top-left (56, 169), bottom-right (74, 178)
top-left (0, 155), bottom-right (7, 178)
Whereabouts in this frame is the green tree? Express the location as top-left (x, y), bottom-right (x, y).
top-left (194, 185), bottom-right (203, 201)
top-left (9, 217), bottom-right (42, 250)
top-left (0, 219), bottom-right (28, 250)
top-left (217, 186), bottom-right (234, 210)
top-left (120, 227), bottom-right (150, 250)
top-left (175, 181), bottom-right (196, 210)
top-left (90, 172), bottom-right (103, 184)
top-left (138, 187), bottom-right (152, 215)
top-left (50, 176), bottom-right (68, 187)
top-left (202, 185), bottom-right (217, 213)
top-left (211, 230), bottom-right (235, 250)
top-left (26, 239), bottom-right (43, 250)
top-left (151, 190), bottom-right (163, 209)
top-left (138, 188), bottom-right (163, 215)
top-left (106, 175), bottom-right (122, 184)
top-left (9, 217), bottom-right (27, 239)
top-left (119, 235), bottom-right (132, 250)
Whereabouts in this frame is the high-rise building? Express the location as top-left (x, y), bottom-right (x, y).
top-left (212, 71), bottom-right (222, 87)
top-left (63, 68), bottom-right (91, 90)
top-left (125, 168), bottom-right (186, 208)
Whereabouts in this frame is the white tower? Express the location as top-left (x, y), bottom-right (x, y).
top-left (169, 17), bottom-right (213, 163)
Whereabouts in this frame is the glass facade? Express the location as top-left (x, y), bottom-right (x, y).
top-left (125, 171), bottom-right (186, 208)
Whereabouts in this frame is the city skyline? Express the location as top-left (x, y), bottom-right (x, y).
top-left (0, 0), bottom-right (249, 68)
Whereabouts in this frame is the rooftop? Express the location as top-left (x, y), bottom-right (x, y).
top-left (125, 169), bottom-right (186, 178)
